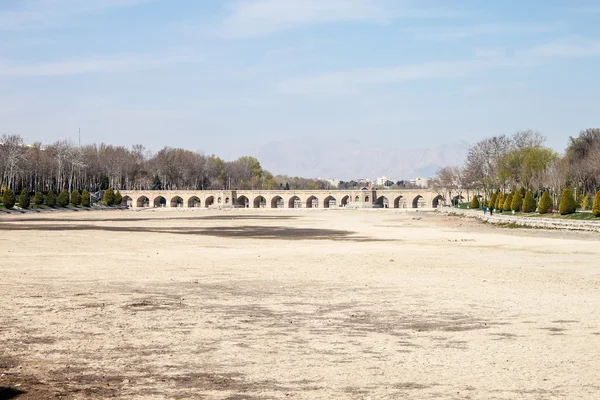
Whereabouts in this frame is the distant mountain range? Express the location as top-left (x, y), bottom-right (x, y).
top-left (253, 138), bottom-right (470, 181)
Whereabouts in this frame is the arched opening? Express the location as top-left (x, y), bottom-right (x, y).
top-left (188, 196), bottom-right (201, 208)
top-left (323, 196), bottom-right (336, 208)
top-left (412, 195), bottom-right (425, 208)
top-left (205, 195), bottom-right (215, 208)
top-left (153, 196), bottom-right (166, 208)
top-left (121, 196), bottom-right (132, 207)
top-left (225, 197), bottom-right (230, 204)
top-left (341, 195), bottom-right (349, 207)
top-left (271, 196), bottom-right (284, 208)
top-left (218, 197), bottom-right (222, 204)
top-left (288, 196), bottom-right (301, 208)
top-left (236, 195), bottom-right (249, 208)
top-left (365, 195), bottom-right (370, 203)
top-left (432, 195), bottom-right (444, 208)
top-left (170, 196), bottom-right (183, 208)
top-left (306, 195), bottom-right (318, 208)
top-left (452, 195), bottom-right (464, 206)
top-left (354, 196), bottom-right (360, 202)
top-left (136, 196), bottom-right (149, 208)
top-left (393, 196), bottom-right (404, 208)
top-left (253, 196), bottom-right (266, 208)
top-left (375, 196), bottom-right (389, 208)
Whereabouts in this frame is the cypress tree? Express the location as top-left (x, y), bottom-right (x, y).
top-left (33, 191), bottom-right (45, 206)
top-left (2, 188), bottom-right (16, 209)
top-left (57, 189), bottom-right (70, 207)
top-left (559, 189), bottom-right (577, 215)
top-left (592, 191), bottom-right (600, 217)
top-left (538, 192), bottom-right (553, 214)
top-left (489, 192), bottom-right (497, 210)
top-left (18, 189), bottom-right (30, 209)
top-left (503, 192), bottom-right (513, 211)
top-left (510, 192), bottom-right (522, 212)
top-left (581, 193), bottom-right (593, 210)
top-left (114, 190), bottom-right (123, 206)
top-left (522, 191), bottom-right (536, 213)
top-left (495, 193), bottom-right (504, 211)
top-left (471, 195), bottom-right (480, 209)
top-left (81, 190), bottom-right (90, 207)
top-left (518, 187), bottom-right (526, 198)
top-left (70, 189), bottom-right (81, 206)
top-left (103, 188), bottom-right (115, 206)
top-left (46, 190), bottom-right (57, 207)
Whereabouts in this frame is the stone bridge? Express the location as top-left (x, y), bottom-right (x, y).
top-left (118, 189), bottom-right (446, 209)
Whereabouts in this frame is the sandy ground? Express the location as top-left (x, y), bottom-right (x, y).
top-left (1, 209), bottom-right (599, 399)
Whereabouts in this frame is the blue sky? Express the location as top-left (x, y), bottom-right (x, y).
top-left (2, 0), bottom-right (600, 160)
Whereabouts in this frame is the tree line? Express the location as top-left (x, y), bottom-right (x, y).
top-left (0, 134), bottom-right (334, 195)
top-left (433, 128), bottom-right (600, 216)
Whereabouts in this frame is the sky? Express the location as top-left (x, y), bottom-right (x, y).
top-left (1, 0), bottom-right (600, 161)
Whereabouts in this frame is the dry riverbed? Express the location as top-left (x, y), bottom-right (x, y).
top-left (1, 209), bottom-right (599, 399)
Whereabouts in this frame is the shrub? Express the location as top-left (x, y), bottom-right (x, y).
top-left (103, 188), bottom-right (115, 206)
top-left (81, 189), bottom-right (90, 207)
top-left (46, 190), bottom-right (57, 207)
top-left (114, 190), bottom-right (123, 206)
top-left (522, 191), bottom-right (536, 213)
top-left (518, 187), bottom-right (526, 198)
top-left (559, 189), bottom-right (577, 215)
top-left (489, 192), bottom-right (497, 209)
top-left (70, 189), bottom-right (81, 206)
top-left (2, 188), bottom-right (16, 209)
top-left (581, 193), bottom-right (593, 210)
top-left (593, 191), bottom-right (600, 217)
top-left (57, 189), bottom-right (70, 207)
top-left (33, 191), bottom-right (45, 206)
top-left (18, 189), bottom-right (30, 209)
top-left (503, 193), bottom-right (513, 211)
top-left (471, 195), bottom-right (480, 209)
top-left (510, 192), bottom-right (522, 212)
top-left (538, 192), bottom-right (553, 214)
top-left (495, 193), bottom-right (504, 211)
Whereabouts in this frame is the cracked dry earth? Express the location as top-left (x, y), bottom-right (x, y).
top-left (1, 209), bottom-right (599, 399)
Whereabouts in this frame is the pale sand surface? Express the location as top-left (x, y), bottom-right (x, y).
top-left (1, 209), bottom-right (599, 399)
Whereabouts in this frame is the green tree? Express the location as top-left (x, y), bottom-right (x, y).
top-left (46, 190), bottom-right (57, 207)
top-left (503, 192), bottom-right (513, 211)
top-left (495, 193), bottom-right (504, 211)
top-left (580, 193), bottom-right (593, 210)
top-left (538, 192), bottom-right (553, 214)
top-left (103, 188), bottom-right (115, 206)
top-left (114, 190), bottom-right (123, 206)
top-left (70, 189), bottom-right (81, 206)
top-left (57, 189), bottom-right (70, 207)
top-left (33, 191), bottom-right (45, 206)
top-left (489, 192), bottom-right (497, 209)
top-left (559, 189), bottom-right (577, 215)
top-left (81, 189), bottom-right (91, 207)
top-left (2, 188), bottom-right (16, 209)
top-left (592, 191), bottom-right (600, 217)
top-left (518, 187), bottom-right (526, 198)
top-left (18, 189), bottom-right (30, 209)
top-left (471, 195), bottom-right (480, 209)
top-left (510, 192), bottom-right (522, 212)
top-left (522, 191), bottom-right (536, 213)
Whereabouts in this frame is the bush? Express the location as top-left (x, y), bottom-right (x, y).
top-left (57, 189), bottom-right (70, 207)
top-left (495, 193), bottom-right (504, 211)
top-left (559, 189), bottom-right (577, 215)
top-left (581, 193), bottom-right (593, 210)
top-left (2, 188), bottom-right (16, 209)
top-left (81, 189), bottom-right (90, 207)
top-left (103, 188), bottom-right (115, 206)
top-left (593, 191), bottom-right (600, 217)
top-left (33, 191), bottom-right (45, 206)
top-left (518, 187), bottom-right (526, 198)
top-left (18, 189), bottom-right (30, 209)
top-left (46, 190), bottom-right (57, 207)
top-left (510, 192), bottom-right (522, 212)
top-left (114, 190), bottom-right (123, 206)
top-left (503, 193), bottom-right (513, 211)
top-left (538, 192), bottom-right (553, 214)
top-left (522, 191), bottom-right (536, 213)
top-left (471, 195), bottom-right (480, 209)
top-left (70, 189), bottom-right (81, 206)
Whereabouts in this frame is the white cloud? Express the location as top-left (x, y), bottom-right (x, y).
top-left (215, 0), bottom-right (461, 38)
top-left (414, 24), bottom-right (554, 41)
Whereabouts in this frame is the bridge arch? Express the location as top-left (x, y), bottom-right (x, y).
top-left (136, 196), bottom-right (149, 208)
top-left (412, 195), bottom-right (425, 208)
top-left (271, 195), bottom-right (284, 208)
top-left (341, 195), bottom-right (349, 207)
top-left (375, 196), bottom-right (389, 208)
top-left (432, 194), bottom-right (444, 208)
top-left (306, 195), bottom-right (318, 208)
top-left (323, 196), bottom-right (336, 208)
top-left (153, 196), bottom-right (166, 208)
top-left (354, 195), bottom-right (360, 202)
top-left (288, 196), bottom-right (301, 208)
top-left (205, 195), bottom-right (215, 208)
top-left (187, 196), bottom-right (201, 208)
top-left (393, 195), bottom-right (404, 208)
top-left (170, 196), bottom-right (183, 208)
top-left (236, 195), bottom-right (249, 208)
top-left (121, 195), bottom-right (133, 207)
top-left (365, 195), bottom-right (370, 203)
top-left (253, 196), bottom-right (266, 208)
